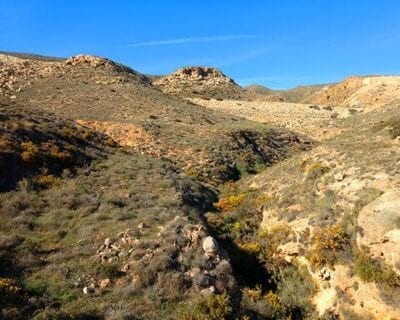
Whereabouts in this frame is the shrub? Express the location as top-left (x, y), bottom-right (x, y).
top-left (214, 194), bottom-right (246, 212)
top-left (258, 223), bottom-right (293, 258)
top-left (46, 143), bottom-right (72, 161)
top-left (277, 265), bottom-right (316, 315)
top-left (241, 286), bottom-right (287, 319)
top-left (238, 242), bottom-right (262, 255)
top-left (20, 141), bottom-right (39, 163)
top-left (31, 174), bottom-right (62, 189)
top-left (304, 162), bottom-right (330, 180)
top-left (179, 292), bottom-right (232, 320)
top-left (0, 278), bottom-right (26, 307)
top-left (309, 224), bottom-right (348, 268)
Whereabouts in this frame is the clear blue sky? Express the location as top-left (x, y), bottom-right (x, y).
top-left (1, 1), bottom-right (400, 89)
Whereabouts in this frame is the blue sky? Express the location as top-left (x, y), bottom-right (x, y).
top-left (1, 1), bottom-right (400, 89)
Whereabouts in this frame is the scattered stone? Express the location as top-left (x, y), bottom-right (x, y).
top-left (334, 172), bottom-right (345, 181)
top-left (318, 267), bottom-right (332, 281)
top-left (83, 286), bottom-right (95, 295)
top-left (104, 238), bottom-right (112, 247)
top-left (200, 286), bottom-right (216, 296)
top-left (99, 278), bottom-right (111, 289)
top-left (202, 236), bottom-right (219, 257)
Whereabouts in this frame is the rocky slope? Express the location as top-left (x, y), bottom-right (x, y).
top-left (306, 75), bottom-right (400, 108)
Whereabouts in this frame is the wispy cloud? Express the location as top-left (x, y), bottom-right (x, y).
top-left (119, 34), bottom-right (262, 48)
top-left (215, 47), bottom-right (275, 67)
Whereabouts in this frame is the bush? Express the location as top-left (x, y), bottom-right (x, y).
top-left (241, 286), bottom-right (287, 319)
top-left (309, 224), bottom-right (348, 268)
top-left (179, 293), bottom-right (232, 320)
top-left (0, 278), bottom-right (26, 307)
top-left (304, 162), bottom-right (330, 180)
top-left (238, 242), bottom-right (262, 255)
top-left (20, 141), bottom-right (39, 163)
top-left (31, 174), bottom-right (62, 189)
top-left (214, 194), bottom-right (246, 212)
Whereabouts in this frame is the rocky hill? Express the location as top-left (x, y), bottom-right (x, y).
top-left (153, 66), bottom-right (246, 100)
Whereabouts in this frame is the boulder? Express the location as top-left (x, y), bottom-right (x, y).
top-left (202, 236), bottom-right (219, 256)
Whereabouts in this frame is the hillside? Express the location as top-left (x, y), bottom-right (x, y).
top-left (0, 53), bottom-right (312, 320)
top-left (306, 75), bottom-right (400, 108)
top-left (1, 52), bottom-right (400, 320)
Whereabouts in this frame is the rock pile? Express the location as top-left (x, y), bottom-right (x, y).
top-left (93, 216), bottom-right (235, 295)
top-left (64, 54), bottom-right (115, 68)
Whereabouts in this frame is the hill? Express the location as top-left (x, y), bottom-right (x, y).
top-left (306, 75), bottom-right (400, 108)
top-left (153, 66), bottom-right (246, 100)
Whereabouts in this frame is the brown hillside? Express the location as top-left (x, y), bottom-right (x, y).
top-left (307, 75), bottom-right (400, 108)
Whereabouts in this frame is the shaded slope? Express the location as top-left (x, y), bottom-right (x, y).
top-left (0, 97), bottom-right (112, 192)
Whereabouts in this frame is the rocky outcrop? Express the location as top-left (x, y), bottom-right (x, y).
top-left (154, 66), bottom-right (246, 99)
top-left (357, 191), bottom-right (400, 274)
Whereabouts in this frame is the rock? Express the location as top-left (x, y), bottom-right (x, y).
top-left (99, 278), bottom-right (111, 289)
top-left (334, 172), bottom-right (345, 181)
top-left (104, 238), bottom-right (112, 247)
top-left (202, 236), bottom-right (219, 256)
top-left (137, 222), bottom-right (146, 229)
top-left (318, 267), bottom-right (332, 281)
top-left (357, 191), bottom-right (400, 272)
top-left (83, 286), bottom-right (95, 295)
top-left (200, 286), bottom-right (216, 296)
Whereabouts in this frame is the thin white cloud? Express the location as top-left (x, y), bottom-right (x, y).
top-left (215, 47), bottom-right (275, 67)
top-left (120, 35), bottom-right (263, 48)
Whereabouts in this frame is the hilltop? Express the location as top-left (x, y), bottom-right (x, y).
top-left (153, 66), bottom-right (245, 100)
